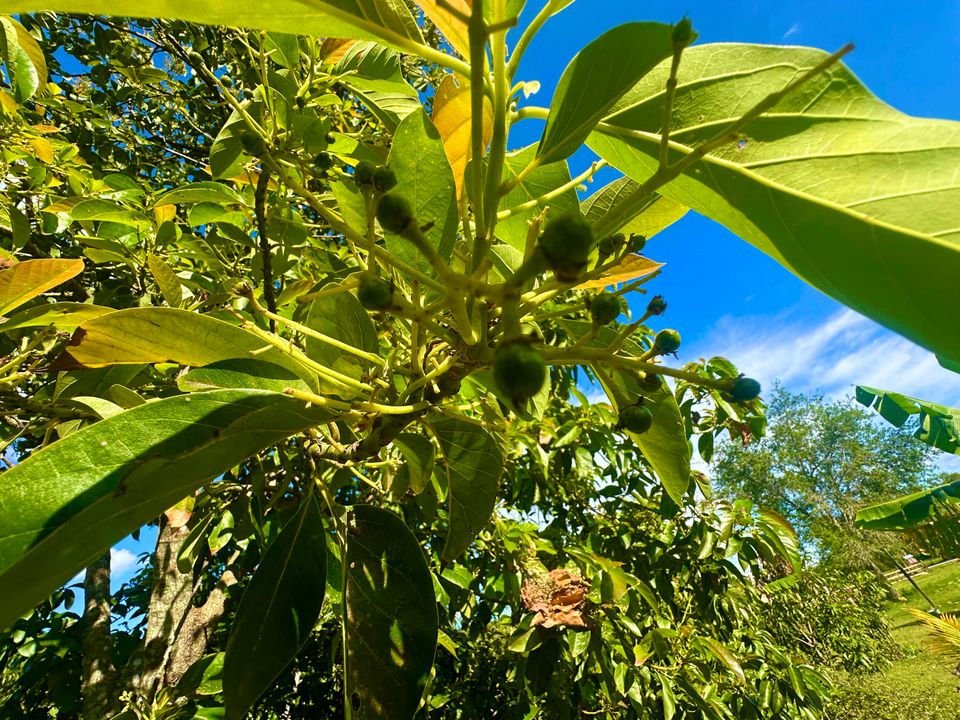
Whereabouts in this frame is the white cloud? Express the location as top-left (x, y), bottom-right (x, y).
top-left (110, 548), bottom-right (138, 577)
top-left (783, 23), bottom-right (801, 39)
top-left (692, 307), bottom-right (960, 407)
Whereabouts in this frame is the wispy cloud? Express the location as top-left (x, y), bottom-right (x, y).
top-left (693, 307), bottom-right (960, 473)
top-left (110, 548), bottom-right (138, 577)
top-left (783, 23), bottom-right (801, 39)
top-left (692, 307), bottom-right (960, 406)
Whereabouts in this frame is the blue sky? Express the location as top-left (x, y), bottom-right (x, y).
top-left (508, 1), bottom-right (960, 470)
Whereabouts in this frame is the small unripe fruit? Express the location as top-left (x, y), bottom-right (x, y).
top-left (238, 130), bottom-right (266, 157)
top-left (372, 166), bottom-right (397, 193)
top-left (353, 160), bottom-right (377, 187)
top-left (314, 152), bottom-right (334, 173)
top-left (357, 274), bottom-right (393, 311)
top-left (537, 213), bottom-right (596, 282)
top-left (597, 232), bottom-right (625, 257)
top-left (493, 341), bottom-right (547, 406)
top-left (647, 294), bottom-right (667, 316)
top-left (590, 292), bottom-right (621, 325)
top-left (376, 193), bottom-right (415, 234)
top-left (629, 233), bottom-right (647, 254)
top-left (654, 329), bottom-right (681, 354)
top-left (730, 376), bottom-right (761, 402)
top-left (619, 404), bottom-right (654, 434)
top-left (326, 132), bottom-right (336, 145)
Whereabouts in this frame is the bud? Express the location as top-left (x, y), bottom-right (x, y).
top-left (672, 17), bottom-right (694, 46)
top-left (646, 295), bottom-right (667, 316)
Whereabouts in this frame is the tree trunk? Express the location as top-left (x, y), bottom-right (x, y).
top-left (80, 551), bottom-right (117, 720)
top-left (130, 518), bottom-right (194, 699)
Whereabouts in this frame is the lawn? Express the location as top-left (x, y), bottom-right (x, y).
top-left (828, 560), bottom-right (960, 719)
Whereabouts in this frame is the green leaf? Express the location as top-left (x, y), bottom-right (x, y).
top-left (0, 302), bottom-right (113, 332)
top-left (44, 198), bottom-right (152, 229)
top-left (392, 432), bottom-right (436, 495)
top-left (303, 283), bottom-right (379, 386)
top-left (558, 320), bottom-right (690, 502)
top-left (344, 505), bottom-right (438, 719)
top-left (154, 182), bottom-right (246, 207)
top-left (224, 495), bottom-right (327, 720)
top-left (697, 637), bottom-right (745, 684)
top-left (177, 514), bottom-right (215, 573)
top-left (263, 32), bottom-right (301, 69)
top-left (51, 308), bottom-right (316, 388)
top-left (385, 109), bottom-right (458, 276)
top-left (0, 389), bottom-right (333, 629)
top-left (179, 359), bottom-right (311, 394)
top-left (333, 42), bottom-right (419, 132)
top-left (4, 0), bottom-right (424, 49)
top-left (856, 385), bottom-right (960, 455)
top-left (537, 22), bottom-right (675, 165)
top-left (429, 415), bottom-right (502, 562)
top-left (856, 478), bottom-right (960, 531)
top-left (0, 16), bottom-right (47, 102)
top-left (497, 144), bottom-right (579, 254)
top-left (0, 259), bottom-right (84, 316)
top-left (591, 43), bottom-right (960, 367)
top-left (147, 253), bottom-right (185, 307)
top-left (581, 178), bottom-right (687, 239)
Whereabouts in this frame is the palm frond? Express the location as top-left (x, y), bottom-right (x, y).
top-left (906, 608), bottom-right (960, 663)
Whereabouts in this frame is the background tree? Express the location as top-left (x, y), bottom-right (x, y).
top-left (712, 388), bottom-right (934, 572)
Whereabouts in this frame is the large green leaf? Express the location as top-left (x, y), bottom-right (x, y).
top-left (0, 389), bottom-right (332, 629)
top-left (0, 259), bottom-right (84, 316)
top-left (496, 144), bottom-right (579, 255)
top-left (590, 43), bottom-right (960, 366)
top-left (0, 15), bottom-right (47, 102)
top-left (856, 385), bottom-right (960, 455)
top-left (333, 42), bottom-right (420, 132)
top-left (392, 432), bottom-right (435, 495)
top-left (51, 308), bottom-right (316, 388)
top-left (429, 415), bottom-right (502, 562)
top-left (558, 320), bottom-right (690, 502)
top-left (3, 0), bottom-right (424, 49)
top-left (580, 178), bottom-right (687, 240)
top-left (344, 505), bottom-right (438, 720)
top-left (537, 22), bottom-right (675, 165)
top-left (224, 494), bottom-right (327, 720)
top-left (178, 359), bottom-right (311, 393)
top-left (385, 109), bottom-right (458, 277)
top-left (856, 479), bottom-right (960, 531)
top-left (0, 302), bottom-right (114, 332)
top-left (303, 283), bottom-right (379, 388)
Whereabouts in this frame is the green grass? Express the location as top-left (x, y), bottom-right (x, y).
top-left (828, 560), bottom-right (960, 719)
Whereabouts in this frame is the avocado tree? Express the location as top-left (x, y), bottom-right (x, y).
top-left (0, 2), bottom-right (958, 718)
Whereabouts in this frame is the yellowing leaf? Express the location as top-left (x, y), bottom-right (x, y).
top-left (319, 37), bottom-right (356, 64)
top-left (0, 258), bottom-right (84, 316)
top-left (432, 73), bottom-right (491, 198)
top-left (416, 0), bottom-right (470, 58)
top-left (31, 123), bottom-right (59, 133)
top-left (28, 136), bottom-right (53, 163)
top-left (576, 254), bottom-right (664, 289)
top-left (153, 204), bottom-right (176, 224)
